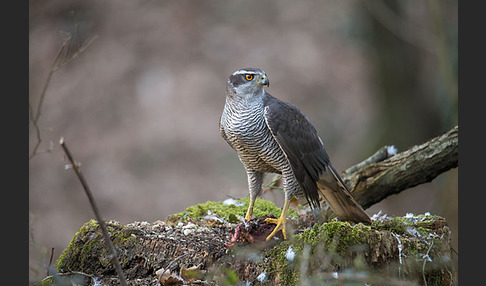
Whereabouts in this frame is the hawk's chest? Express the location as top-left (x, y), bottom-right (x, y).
top-left (221, 102), bottom-right (270, 152)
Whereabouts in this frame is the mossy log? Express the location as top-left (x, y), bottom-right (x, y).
top-left (51, 199), bottom-right (455, 286)
top-left (45, 127), bottom-right (458, 285)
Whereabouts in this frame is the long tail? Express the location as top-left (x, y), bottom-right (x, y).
top-left (317, 164), bottom-right (371, 224)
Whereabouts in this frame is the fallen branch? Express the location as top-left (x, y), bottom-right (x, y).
top-left (267, 126), bottom-right (457, 210)
top-left (342, 125), bottom-right (458, 209)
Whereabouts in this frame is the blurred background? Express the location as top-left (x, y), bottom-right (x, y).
top-left (29, 0), bottom-right (457, 281)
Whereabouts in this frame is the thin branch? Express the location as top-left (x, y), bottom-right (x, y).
top-left (53, 34), bottom-right (98, 72)
top-left (422, 240), bottom-right (434, 286)
top-left (164, 252), bottom-right (192, 274)
top-left (59, 137), bottom-right (128, 286)
top-left (29, 99), bottom-right (43, 160)
top-left (47, 247), bottom-right (55, 276)
top-left (29, 51), bottom-right (57, 159)
top-left (343, 145), bottom-right (394, 176)
top-left (29, 32), bottom-right (98, 160)
top-left (263, 174), bottom-right (283, 193)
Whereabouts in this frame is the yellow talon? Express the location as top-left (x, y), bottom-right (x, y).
top-left (245, 200), bottom-right (255, 221)
top-left (265, 199), bottom-right (291, 241)
top-left (265, 216), bottom-right (287, 241)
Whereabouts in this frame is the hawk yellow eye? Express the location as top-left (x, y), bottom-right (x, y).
top-left (245, 74), bottom-right (254, 81)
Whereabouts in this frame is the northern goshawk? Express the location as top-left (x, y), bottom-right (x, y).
top-left (220, 68), bottom-right (371, 241)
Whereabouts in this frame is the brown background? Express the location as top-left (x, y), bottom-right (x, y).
top-left (29, 0), bottom-right (458, 281)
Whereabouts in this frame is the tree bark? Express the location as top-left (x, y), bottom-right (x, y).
top-left (343, 126), bottom-right (458, 209)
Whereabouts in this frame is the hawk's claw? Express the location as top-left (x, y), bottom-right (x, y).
top-left (265, 216), bottom-right (287, 241)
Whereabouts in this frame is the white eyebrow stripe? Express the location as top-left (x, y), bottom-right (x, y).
top-left (232, 69), bottom-right (260, 75)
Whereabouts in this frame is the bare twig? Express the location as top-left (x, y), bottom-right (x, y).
top-left (165, 252), bottom-right (191, 272)
top-left (47, 247), bottom-right (55, 276)
top-left (29, 32), bottom-right (97, 160)
top-left (263, 174), bottom-right (283, 192)
top-left (53, 33), bottom-right (98, 72)
top-left (59, 137), bottom-right (128, 286)
top-left (422, 240), bottom-right (435, 286)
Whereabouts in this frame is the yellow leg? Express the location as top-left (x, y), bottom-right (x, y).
top-left (245, 200), bottom-right (254, 221)
top-left (265, 199), bottom-right (290, 241)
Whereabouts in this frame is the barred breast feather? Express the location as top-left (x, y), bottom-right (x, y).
top-left (220, 94), bottom-right (288, 175)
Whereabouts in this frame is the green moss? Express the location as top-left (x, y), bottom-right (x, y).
top-left (56, 219), bottom-right (99, 271)
top-left (217, 268), bottom-right (241, 286)
top-left (300, 222), bottom-right (372, 255)
top-left (264, 240), bottom-right (296, 285)
top-left (263, 217), bottom-right (445, 285)
top-left (34, 273), bottom-right (92, 286)
top-left (373, 216), bottom-right (408, 234)
top-left (168, 197), bottom-right (298, 223)
top-left (261, 216), bottom-right (448, 285)
top-left (55, 219), bottom-right (137, 273)
top-left (371, 214), bottom-right (446, 256)
top-left (372, 214), bottom-right (443, 237)
top-left (34, 277), bottom-right (53, 286)
top-left (264, 221), bottom-right (374, 285)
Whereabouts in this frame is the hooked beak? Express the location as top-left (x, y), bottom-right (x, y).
top-left (259, 75), bottom-right (269, 87)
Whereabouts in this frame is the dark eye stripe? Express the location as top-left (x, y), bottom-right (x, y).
top-left (229, 73), bottom-right (256, 87)
top-left (229, 74), bottom-right (246, 87)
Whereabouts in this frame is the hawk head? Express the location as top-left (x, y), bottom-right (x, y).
top-left (227, 68), bottom-right (269, 99)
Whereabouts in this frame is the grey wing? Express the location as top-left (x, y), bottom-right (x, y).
top-left (263, 99), bottom-right (330, 209)
top-left (264, 98), bottom-right (370, 224)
